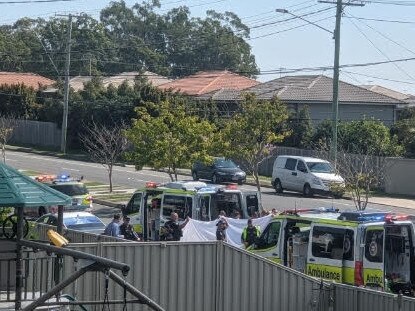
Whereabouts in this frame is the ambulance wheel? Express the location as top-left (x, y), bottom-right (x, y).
top-left (303, 184), bottom-right (313, 197)
top-left (192, 171), bottom-right (199, 181)
top-left (274, 179), bottom-right (283, 194)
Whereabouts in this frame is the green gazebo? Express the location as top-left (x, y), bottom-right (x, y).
top-left (0, 162), bottom-right (71, 310)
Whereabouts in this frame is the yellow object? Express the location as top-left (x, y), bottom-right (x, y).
top-left (47, 229), bottom-right (69, 247)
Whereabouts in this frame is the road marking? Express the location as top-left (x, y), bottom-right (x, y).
top-left (61, 167), bottom-right (80, 172)
top-left (8, 151), bottom-right (177, 178)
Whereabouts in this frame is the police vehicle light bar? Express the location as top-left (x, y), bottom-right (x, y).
top-left (337, 212), bottom-right (411, 223)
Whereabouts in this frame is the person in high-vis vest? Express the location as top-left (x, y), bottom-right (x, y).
top-left (241, 218), bottom-right (261, 248)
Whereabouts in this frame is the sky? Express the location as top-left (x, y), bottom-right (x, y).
top-left (1, 0), bottom-right (415, 95)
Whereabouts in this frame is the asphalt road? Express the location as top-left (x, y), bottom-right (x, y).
top-left (5, 150), bottom-right (412, 222)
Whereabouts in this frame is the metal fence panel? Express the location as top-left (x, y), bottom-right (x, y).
top-left (62, 242), bottom-right (415, 311)
top-left (334, 283), bottom-right (410, 311)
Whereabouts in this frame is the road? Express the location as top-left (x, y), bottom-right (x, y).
top-left (6, 150), bottom-right (412, 220)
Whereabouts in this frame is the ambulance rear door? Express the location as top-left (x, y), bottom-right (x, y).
top-left (124, 191), bottom-right (144, 234)
top-left (242, 191), bottom-right (260, 218)
top-left (307, 224), bottom-right (353, 284)
top-left (250, 219), bottom-right (283, 264)
top-left (362, 225), bottom-right (385, 290)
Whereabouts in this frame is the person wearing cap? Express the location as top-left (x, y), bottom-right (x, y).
top-left (120, 216), bottom-right (140, 241)
top-left (241, 218), bottom-right (261, 248)
top-left (216, 217), bottom-right (229, 242)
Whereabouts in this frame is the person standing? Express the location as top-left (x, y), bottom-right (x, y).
top-left (119, 216), bottom-right (140, 241)
top-left (162, 212), bottom-right (190, 241)
top-left (241, 218), bottom-right (261, 248)
top-left (104, 214), bottom-right (121, 237)
top-left (216, 217), bottom-right (229, 242)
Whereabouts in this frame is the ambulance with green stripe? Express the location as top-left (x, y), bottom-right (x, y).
top-left (121, 181), bottom-right (260, 241)
top-left (250, 210), bottom-right (415, 295)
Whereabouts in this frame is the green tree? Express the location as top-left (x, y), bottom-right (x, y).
top-left (311, 119), bottom-right (403, 157)
top-left (283, 105), bottom-right (313, 148)
top-left (391, 117), bottom-right (415, 158)
top-left (125, 98), bottom-right (215, 181)
top-left (216, 93), bottom-right (289, 193)
top-left (338, 119), bottom-right (403, 157)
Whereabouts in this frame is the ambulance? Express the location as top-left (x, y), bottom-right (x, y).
top-left (250, 210), bottom-right (415, 295)
top-left (121, 180), bottom-right (261, 240)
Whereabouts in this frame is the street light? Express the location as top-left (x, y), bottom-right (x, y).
top-left (276, 7), bottom-right (340, 166)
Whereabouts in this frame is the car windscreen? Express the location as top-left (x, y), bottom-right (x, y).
top-left (50, 184), bottom-right (88, 196)
top-left (65, 216), bottom-right (104, 230)
top-left (215, 159), bottom-right (237, 168)
top-left (306, 162), bottom-right (334, 174)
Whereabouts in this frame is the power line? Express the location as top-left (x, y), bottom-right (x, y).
top-left (0, 0), bottom-right (76, 3)
top-left (363, 0), bottom-right (415, 6)
top-left (345, 15), bottom-right (415, 24)
top-left (347, 13), bottom-right (415, 56)
top-left (250, 15), bottom-right (334, 39)
top-left (342, 70), bottom-right (415, 85)
top-left (347, 17), bottom-right (415, 81)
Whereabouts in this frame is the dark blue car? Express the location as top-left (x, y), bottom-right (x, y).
top-left (191, 157), bottom-right (246, 185)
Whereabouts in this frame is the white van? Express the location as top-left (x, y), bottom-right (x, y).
top-left (271, 156), bottom-right (344, 197)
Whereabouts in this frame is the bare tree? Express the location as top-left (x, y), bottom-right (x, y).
top-left (336, 150), bottom-right (388, 210)
top-left (81, 122), bottom-right (128, 192)
top-left (0, 116), bottom-right (18, 163)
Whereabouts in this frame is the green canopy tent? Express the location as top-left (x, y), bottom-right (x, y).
top-left (0, 162), bottom-right (71, 310)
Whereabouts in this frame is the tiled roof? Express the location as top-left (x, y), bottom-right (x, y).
top-left (102, 71), bottom-right (171, 88)
top-left (66, 71), bottom-right (171, 92)
top-left (158, 70), bottom-right (259, 95)
top-left (0, 72), bottom-right (54, 90)
top-left (200, 75), bottom-right (404, 104)
top-left (360, 85), bottom-right (415, 104)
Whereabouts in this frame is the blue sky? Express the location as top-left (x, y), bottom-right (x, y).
top-left (1, 0), bottom-right (415, 95)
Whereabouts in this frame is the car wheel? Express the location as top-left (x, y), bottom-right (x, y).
top-left (274, 179), bottom-right (283, 194)
top-left (237, 180), bottom-right (244, 185)
top-left (192, 171), bottom-right (199, 181)
top-left (38, 206), bottom-right (47, 217)
top-left (212, 174), bottom-right (219, 184)
top-left (303, 183), bottom-right (313, 197)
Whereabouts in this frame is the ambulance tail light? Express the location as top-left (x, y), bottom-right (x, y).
top-left (355, 261), bottom-right (364, 286)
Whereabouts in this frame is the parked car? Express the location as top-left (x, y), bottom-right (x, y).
top-left (35, 211), bottom-right (106, 234)
top-left (192, 157), bottom-right (246, 185)
top-left (271, 155), bottom-right (345, 197)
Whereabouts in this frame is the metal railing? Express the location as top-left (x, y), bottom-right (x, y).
top-left (0, 250), bottom-right (55, 303)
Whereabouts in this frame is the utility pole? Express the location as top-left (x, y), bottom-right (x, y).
top-left (318, 0), bottom-right (364, 166)
top-left (60, 14), bottom-right (73, 154)
top-left (331, 0), bottom-right (342, 166)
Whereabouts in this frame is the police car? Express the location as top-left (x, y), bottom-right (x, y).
top-left (34, 174), bottom-right (93, 217)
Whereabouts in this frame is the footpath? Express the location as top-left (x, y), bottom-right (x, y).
top-left (7, 145), bottom-right (415, 211)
